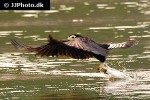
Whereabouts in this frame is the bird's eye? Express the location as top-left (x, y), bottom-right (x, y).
top-left (71, 36), bottom-right (75, 38)
top-left (67, 35), bottom-right (76, 40)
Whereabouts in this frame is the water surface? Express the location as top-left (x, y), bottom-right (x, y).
top-left (0, 0), bottom-right (150, 99)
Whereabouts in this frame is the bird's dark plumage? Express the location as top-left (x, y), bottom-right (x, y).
top-left (11, 34), bottom-right (135, 62)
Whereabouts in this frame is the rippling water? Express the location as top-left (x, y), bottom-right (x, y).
top-left (0, 0), bottom-right (150, 99)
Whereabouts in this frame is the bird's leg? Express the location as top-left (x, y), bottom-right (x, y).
top-left (96, 63), bottom-right (108, 74)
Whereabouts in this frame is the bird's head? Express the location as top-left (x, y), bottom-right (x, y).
top-left (67, 34), bottom-right (82, 40)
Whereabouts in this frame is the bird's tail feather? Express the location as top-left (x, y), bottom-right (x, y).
top-left (108, 39), bottom-right (135, 49)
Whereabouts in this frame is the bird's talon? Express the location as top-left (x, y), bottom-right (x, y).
top-left (100, 67), bottom-right (107, 74)
top-left (96, 64), bottom-right (108, 74)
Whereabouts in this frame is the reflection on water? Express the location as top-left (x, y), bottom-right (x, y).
top-left (0, 0), bottom-right (150, 99)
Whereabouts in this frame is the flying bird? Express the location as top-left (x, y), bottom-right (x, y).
top-left (11, 34), bottom-right (135, 73)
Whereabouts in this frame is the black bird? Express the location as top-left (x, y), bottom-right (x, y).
top-left (11, 34), bottom-right (135, 73)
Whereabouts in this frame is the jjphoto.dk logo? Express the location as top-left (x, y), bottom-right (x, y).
top-left (0, 0), bottom-right (50, 10)
top-left (4, 3), bottom-right (9, 8)
top-left (4, 2), bottom-right (44, 8)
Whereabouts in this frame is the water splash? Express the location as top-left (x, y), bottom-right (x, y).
top-left (98, 63), bottom-right (131, 79)
top-left (104, 70), bottom-right (150, 99)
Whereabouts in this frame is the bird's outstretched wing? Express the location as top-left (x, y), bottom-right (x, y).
top-left (11, 35), bottom-right (94, 59)
top-left (64, 37), bottom-right (109, 56)
top-left (99, 39), bottom-right (135, 50)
